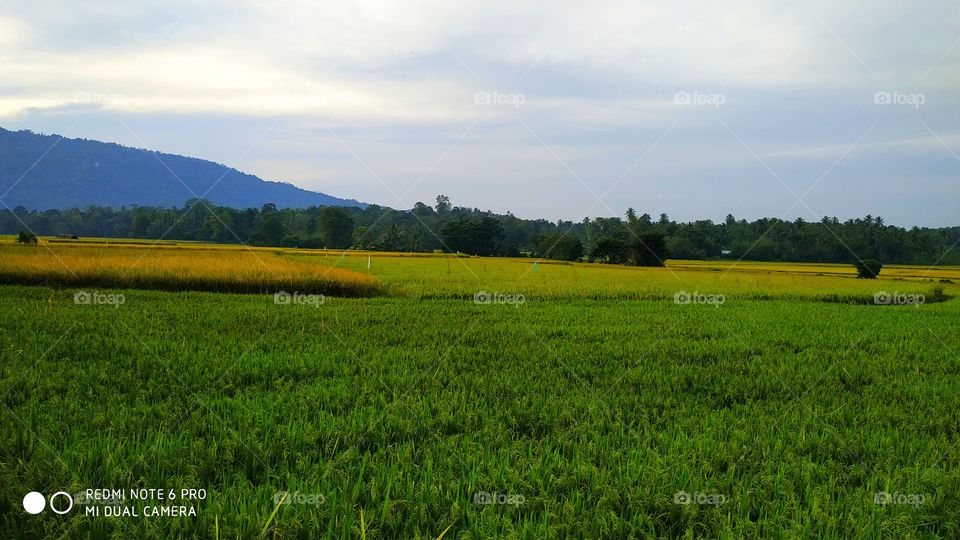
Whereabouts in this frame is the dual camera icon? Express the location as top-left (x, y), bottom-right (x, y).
top-left (23, 491), bottom-right (74, 515)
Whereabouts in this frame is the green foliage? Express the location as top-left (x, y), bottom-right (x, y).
top-left (855, 259), bottom-right (883, 279)
top-left (439, 217), bottom-right (503, 256)
top-left (412, 201), bottom-right (435, 216)
top-left (318, 207), bottom-right (355, 248)
top-left (627, 231), bottom-right (668, 266)
top-left (16, 230), bottom-right (37, 244)
top-left (588, 231), bottom-right (667, 267)
top-left (666, 234), bottom-right (705, 260)
top-left (589, 236), bottom-right (626, 263)
top-left (252, 203), bottom-right (284, 246)
top-left (531, 233), bottom-right (583, 261)
top-left (434, 194), bottom-right (452, 215)
top-left (378, 224), bottom-right (405, 251)
top-left (3, 201), bottom-right (960, 266)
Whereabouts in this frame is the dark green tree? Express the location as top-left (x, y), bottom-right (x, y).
top-left (318, 207), bottom-right (355, 248)
top-left (16, 230), bottom-right (38, 244)
top-left (855, 259), bottom-right (883, 279)
top-left (251, 204), bottom-right (284, 245)
top-left (435, 195), bottom-right (452, 216)
top-left (626, 231), bottom-right (668, 266)
top-left (532, 233), bottom-right (583, 261)
top-left (590, 237), bottom-right (626, 263)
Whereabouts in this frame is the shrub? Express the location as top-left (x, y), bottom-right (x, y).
top-left (854, 259), bottom-right (883, 279)
top-left (16, 231), bottom-right (38, 245)
top-left (929, 285), bottom-right (947, 302)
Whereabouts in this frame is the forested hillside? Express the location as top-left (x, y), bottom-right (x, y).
top-left (0, 128), bottom-right (365, 210)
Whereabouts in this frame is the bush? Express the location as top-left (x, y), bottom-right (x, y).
top-left (929, 285), bottom-right (947, 302)
top-left (854, 259), bottom-right (882, 279)
top-left (16, 231), bottom-right (38, 245)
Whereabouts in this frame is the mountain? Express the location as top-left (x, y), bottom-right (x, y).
top-left (0, 127), bottom-right (366, 210)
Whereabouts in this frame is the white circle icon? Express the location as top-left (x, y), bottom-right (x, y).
top-left (23, 491), bottom-right (45, 514)
top-left (49, 491), bottom-right (74, 515)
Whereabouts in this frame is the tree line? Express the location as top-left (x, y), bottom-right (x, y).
top-left (3, 195), bottom-right (958, 266)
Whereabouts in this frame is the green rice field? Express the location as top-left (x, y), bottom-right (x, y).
top-left (1, 240), bottom-right (958, 538)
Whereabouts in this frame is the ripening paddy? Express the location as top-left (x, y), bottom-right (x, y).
top-left (3, 238), bottom-right (958, 302)
top-left (0, 243), bottom-right (379, 296)
top-left (294, 251), bottom-right (957, 302)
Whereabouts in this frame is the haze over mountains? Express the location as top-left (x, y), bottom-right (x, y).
top-left (0, 127), bottom-right (366, 210)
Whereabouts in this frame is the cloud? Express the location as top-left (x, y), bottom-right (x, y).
top-left (0, 15), bottom-right (27, 46)
top-left (2, 1), bottom-right (957, 116)
top-left (0, 0), bottom-right (957, 225)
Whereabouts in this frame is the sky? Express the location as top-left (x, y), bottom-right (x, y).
top-left (0, 0), bottom-right (957, 226)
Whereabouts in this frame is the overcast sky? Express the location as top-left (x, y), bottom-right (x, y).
top-left (1, 0), bottom-right (957, 226)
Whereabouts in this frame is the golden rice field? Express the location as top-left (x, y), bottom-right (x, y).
top-left (0, 243), bottom-right (379, 297)
top-left (1, 236), bottom-right (957, 303)
top-left (296, 252), bottom-right (956, 303)
top-left (672, 259), bottom-right (960, 281)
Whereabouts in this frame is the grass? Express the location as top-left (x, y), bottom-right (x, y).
top-left (1, 239), bottom-right (958, 538)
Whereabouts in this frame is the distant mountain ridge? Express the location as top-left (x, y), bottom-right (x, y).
top-left (0, 127), bottom-right (366, 210)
